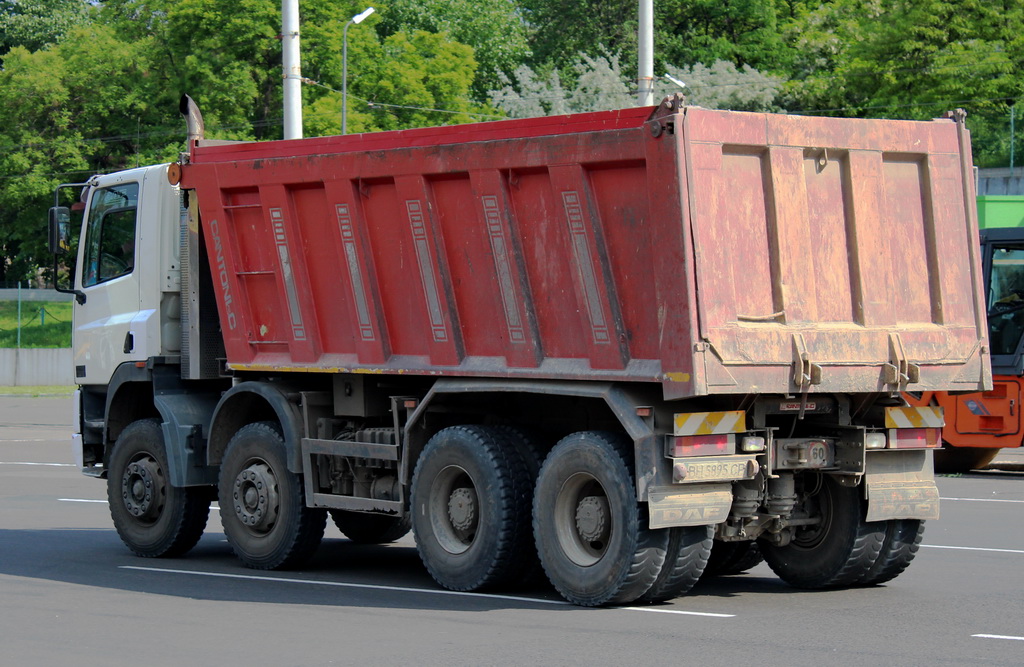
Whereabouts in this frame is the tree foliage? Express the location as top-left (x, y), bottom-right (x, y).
top-left (2, 0), bottom-right (1024, 282)
top-left (0, 0), bottom-right (90, 56)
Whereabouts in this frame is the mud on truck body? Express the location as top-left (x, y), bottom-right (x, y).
top-left (49, 95), bottom-right (989, 606)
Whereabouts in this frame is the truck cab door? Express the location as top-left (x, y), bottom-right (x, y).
top-left (73, 179), bottom-right (143, 385)
top-left (981, 228), bottom-right (1024, 377)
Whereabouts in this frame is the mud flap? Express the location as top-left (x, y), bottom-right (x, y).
top-left (647, 483), bottom-right (732, 528)
top-left (864, 450), bottom-right (940, 521)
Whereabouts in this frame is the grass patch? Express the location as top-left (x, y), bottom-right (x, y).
top-left (0, 300), bottom-right (72, 348)
top-left (0, 385), bottom-right (75, 396)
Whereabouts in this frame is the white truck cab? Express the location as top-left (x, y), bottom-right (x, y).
top-left (69, 165), bottom-right (182, 385)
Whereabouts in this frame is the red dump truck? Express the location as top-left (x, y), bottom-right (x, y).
top-left (49, 95), bottom-right (989, 606)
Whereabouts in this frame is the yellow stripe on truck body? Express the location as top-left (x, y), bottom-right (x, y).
top-left (884, 406), bottom-right (944, 429)
top-left (673, 410), bottom-right (746, 436)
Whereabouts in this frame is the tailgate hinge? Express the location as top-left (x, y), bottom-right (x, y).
top-left (791, 334), bottom-right (822, 418)
top-left (885, 333), bottom-right (921, 393)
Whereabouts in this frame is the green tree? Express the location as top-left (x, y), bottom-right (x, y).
top-left (376, 0), bottom-right (530, 98)
top-left (0, 24), bottom-right (154, 284)
top-left (0, 0), bottom-right (90, 57)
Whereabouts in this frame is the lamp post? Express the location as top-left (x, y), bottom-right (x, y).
top-left (343, 6), bottom-right (375, 135)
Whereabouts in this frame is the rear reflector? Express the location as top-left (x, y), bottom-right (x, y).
top-left (671, 434), bottom-right (735, 457)
top-left (887, 428), bottom-right (941, 449)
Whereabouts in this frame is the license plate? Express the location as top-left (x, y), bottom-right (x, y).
top-left (673, 456), bottom-right (756, 483)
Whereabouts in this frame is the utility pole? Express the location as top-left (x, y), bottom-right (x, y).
top-left (282, 0), bottom-right (303, 139)
top-left (637, 0), bottom-right (654, 106)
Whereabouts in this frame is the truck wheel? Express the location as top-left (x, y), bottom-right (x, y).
top-left (107, 418), bottom-right (210, 558)
top-left (702, 540), bottom-right (764, 578)
top-left (218, 422), bottom-right (326, 570)
top-left (330, 509), bottom-right (411, 544)
top-left (638, 525), bottom-right (712, 603)
top-left (411, 426), bottom-right (532, 592)
top-left (759, 475), bottom-right (885, 589)
top-left (533, 431), bottom-right (669, 607)
top-left (860, 519), bottom-right (925, 586)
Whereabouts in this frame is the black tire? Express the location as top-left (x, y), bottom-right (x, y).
top-left (533, 431), bottom-right (669, 607)
top-left (330, 509), bottom-right (411, 544)
top-left (638, 525), bottom-right (713, 603)
top-left (860, 519), bottom-right (925, 586)
top-left (489, 425), bottom-right (547, 583)
top-left (759, 475), bottom-right (886, 589)
top-left (702, 540), bottom-right (764, 578)
top-left (934, 446), bottom-right (1000, 473)
top-left (410, 425), bottom-right (532, 592)
top-left (218, 422), bottom-right (326, 570)
top-left (107, 418), bottom-right (210, 558)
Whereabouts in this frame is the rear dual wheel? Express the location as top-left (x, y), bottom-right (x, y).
top-left (411, 426), bottom-right (533, 592)
top-left (760, 475), bottom-right (886, 589)
top-left (860, 519), bottom-right (925, 586)
top-left (533, 431), bottom-right (670, 607)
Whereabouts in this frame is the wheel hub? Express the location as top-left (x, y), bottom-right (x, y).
top-left (232, 462), bottom-right (279, 533)
top-left (121, 456), bottom-right (162, 521)
top-left (447, 487), bottom-right (477, 532)
top-left (575, 495), bottom-right (609, 544)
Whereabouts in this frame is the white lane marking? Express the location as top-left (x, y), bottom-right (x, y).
top-left (973, 634), bottom-right (1024, 642)
top-left (122, 566), bottom-right (570, 605)
top-left (0, 462), bottom-right (75, 467)
top-left (940, 497), bottom-right (1024, 504)
top-left (922, 545), bottom-right (1024, 555)
top-left (120, 566), bottom-right (735, 616)
top-left (59, 499), bottom-right (221, 511)
top-left (0, 439), bottom-right (60, 443)
top-left (622, 607), bottom-right (735, 618)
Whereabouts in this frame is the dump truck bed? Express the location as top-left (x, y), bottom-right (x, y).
top-left (178, 100), bottom-right (989, 399)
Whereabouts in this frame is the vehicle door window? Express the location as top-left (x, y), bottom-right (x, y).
top-left (82, 183), bottom-right (139, 287)
top-left (988, 245), bottom-right (1024, 355)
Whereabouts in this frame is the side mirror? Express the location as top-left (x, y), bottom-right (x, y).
top-left (49, 206), bottom-right (72, 255)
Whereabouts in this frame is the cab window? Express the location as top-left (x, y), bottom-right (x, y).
top-left (988, 245), bottom-right (1024, 355)
top-left (82, 183), bottom-right (139, 287)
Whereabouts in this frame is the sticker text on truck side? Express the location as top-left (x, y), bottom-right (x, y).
top-left (335, 204), bottom-right (376, 342)
top-left (406, 200), bottom-right (449, 343)
top-left (481, 195), bottom-right (526, 344)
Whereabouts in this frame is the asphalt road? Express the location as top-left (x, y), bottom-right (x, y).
top-left (2, 395), bottom-right (1022, 666)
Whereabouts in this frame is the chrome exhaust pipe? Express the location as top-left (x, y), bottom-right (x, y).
top-left (179, 94), bottom-right (205, 144)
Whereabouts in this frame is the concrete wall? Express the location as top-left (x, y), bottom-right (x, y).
top-left (0, 348), bottom-right (74, 386)
top-left (0, 288), bottom-right (72, 302)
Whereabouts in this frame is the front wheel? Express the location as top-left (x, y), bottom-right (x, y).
top-left (107, 419), bottom-right (210, 558)
top-left (759, 475), bottom-right (885, 589)
top-left (533, 431), bottom-right (669, 607)
top-left (218, 422), bottom-right (326, 570)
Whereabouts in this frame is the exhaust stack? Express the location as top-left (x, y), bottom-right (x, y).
top-left (180, 94), bottom-right (205, 145)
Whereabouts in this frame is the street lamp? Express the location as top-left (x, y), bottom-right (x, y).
top-left (663, 73), bottom-right (687, 90)
top-left (342, 6), bottom-right (375, 135)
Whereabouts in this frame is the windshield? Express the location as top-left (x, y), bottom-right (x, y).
top-left (988, 244), bottom-right (1024, 356)
top-left (81, 183), bottom-right (139, 287)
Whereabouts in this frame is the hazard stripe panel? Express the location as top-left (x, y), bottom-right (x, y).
top-left (673, 411), bottom-right (747, 436)
top-left (885, 406), bottom-right (944, 429)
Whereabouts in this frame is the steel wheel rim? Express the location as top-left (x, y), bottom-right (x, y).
top-left (427, 464), bottom-right (478, 555)
top-left (554, 472), bottom-right (611, 567)
top-left (121, 453), bottom-right (165, 523)
top-left (232, 458), bottom-right (281, 534)
top-left (791, 482), bottom-right (833, 550)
